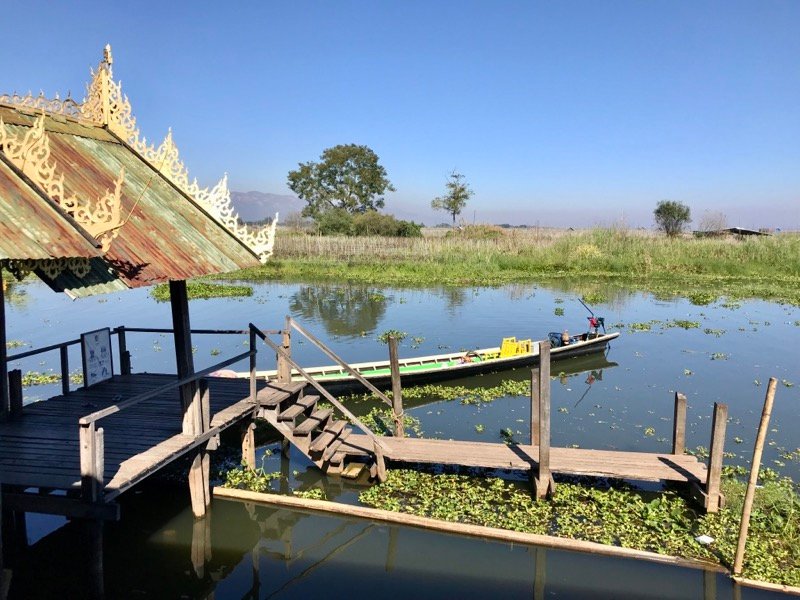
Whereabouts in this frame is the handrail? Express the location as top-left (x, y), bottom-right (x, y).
top-left (7, 337), bottom-right (83, 361)
top-left (78, 349), bottom-right (254, 425)
top-left (250, 323), bottom-right (389, 453)
top-left (286, 317), bottom-right (395, 410)
top-left (118, 327), bottom-right (282, 335)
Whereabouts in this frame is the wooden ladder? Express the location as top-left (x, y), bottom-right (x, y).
top-left (255, 381), bottom-right (362, 475)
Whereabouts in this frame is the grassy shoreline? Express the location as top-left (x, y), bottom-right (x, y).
top-left (218, 228), bottom-right (800, 304)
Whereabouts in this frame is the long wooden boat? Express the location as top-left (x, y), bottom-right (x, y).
top-left (247, 330), bottom-right (619, 394)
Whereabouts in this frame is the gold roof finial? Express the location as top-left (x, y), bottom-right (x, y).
top-left (103, 44), bottom-right (113, 66)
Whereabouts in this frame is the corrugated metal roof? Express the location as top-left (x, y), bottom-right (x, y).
top-left (0, 158), bottom-right (100, 261)
top-left (0, 107), bottom-right (261, 297)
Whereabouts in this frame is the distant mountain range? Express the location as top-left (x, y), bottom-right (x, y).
top-left (230, 191), bottom-right (304, 222)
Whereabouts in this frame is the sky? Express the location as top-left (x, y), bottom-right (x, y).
top-left (2, 1), bottom-right (798, 228)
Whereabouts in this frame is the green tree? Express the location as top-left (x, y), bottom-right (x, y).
top-left (431, 171), bottom-right (473, 225)
top-left (287, 144), bottom-right (395, 218)
top-left (653, 200), bottom-right (691, 236)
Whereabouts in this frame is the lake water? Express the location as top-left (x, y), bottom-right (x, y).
top-left (3, 279), bottom-right (799, 598)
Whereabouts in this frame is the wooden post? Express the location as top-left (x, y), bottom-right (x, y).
top-left (188, 379), bottom-right (211, 517)
top-left (0, 273), bottom-right (9, 417)
top-left (733, 378), bottom-right (777, 575)
top-left (87, 519), bottom-right (105, 599)
top-left (241, 422), bottom-right (256, 470)
top-left (534, 341), bottom-right (555, 498)
top-left (672, 392), bottom-right (687, 455)
top-left (169, 280), bottom-right (196, 427)
top-left (530, 368), bottom-right (540, 446)
top-left (80, 423), bottom-right (104, 503)
top-left (277, 316), bottom-right (292, 383)
top-left (374, 441), bottom-right (387, 483)
top-left (60, 345), bottom-right (70, 395)
top-left (704, 402), bottom-right (728, 512)
top-left (249, 326), bottom-right (257, 402)
top-left (388, 336), bottom-right (404, 438)
top-left (117, 326), bottom-right (131, 376)
top-left (8, 370), bottom-right (22, 419)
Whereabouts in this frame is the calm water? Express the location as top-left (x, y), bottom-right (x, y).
top-left (3, 279), bottom-right (799, 598)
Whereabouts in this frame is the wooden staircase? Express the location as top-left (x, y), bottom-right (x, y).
top-left (254, 381), bottom-right (361, 476)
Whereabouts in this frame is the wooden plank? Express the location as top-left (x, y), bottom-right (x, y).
top-left (309, 420), bottom-right (347, 453)
top-left (214, 487), bottom-right (726, 573)
top-left (672, 392), bottom-right (687, 455)
top-left (294, 409), bottom-right (332, 435)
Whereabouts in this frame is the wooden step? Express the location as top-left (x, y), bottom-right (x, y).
top-left (256, 382), bottom-right (306, 408)
top-left (321, 428), bottom-right (352, 462)
top-left (278, 395), bottom-right (319, 422)
top-left (309, 420), bottom-right (347, 454)
top-left (293, 408), bottom-right (332, 436)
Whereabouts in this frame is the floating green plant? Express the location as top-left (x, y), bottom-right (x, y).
top-left (150, 281), bottom-right (253, 302)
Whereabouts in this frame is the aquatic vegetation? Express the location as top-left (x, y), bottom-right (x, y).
top-left (628, 322), bottom-right (653, 332)
top-left (688, 292), bottom-right (717, 306)
top-left (554, 307), bottom-right (564, 316)
top-left (358, 469), bottom-right (800, 586)
top-left (643, 427), bottom-right (656, 436)
top-left (581, 292), bottom-right (607, 305)
top-left (362, 407), bottom-right (423, 437)
top-left (782, 379), bottom-right (794, 388)
top-left (150, 281), bottom-right (253, 301)
top-left (5, 340), bottom-right (26, 349)
top-left (21, 370), bottom-right (60, 386)
top-left (710, 352), bottom-right (729, 360)
top-left (474, 424), bottom-right (485, 433)
top-left (703, 328), bottom-right (725, 337)
top-left (377, 329), bottom-right (407, 344)
top-left (666, 320), bottom-right (700, 329)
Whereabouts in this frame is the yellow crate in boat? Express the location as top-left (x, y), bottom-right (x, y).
top-left (499, 337), bottom-right (532, 357)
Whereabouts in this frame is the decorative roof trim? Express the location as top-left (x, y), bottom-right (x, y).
top-left (0, 114), bottom-right (123, 252)
top-left (0, 91), bottom-right (82, 119)
top-left (80, 46), bottom-right (277, 263)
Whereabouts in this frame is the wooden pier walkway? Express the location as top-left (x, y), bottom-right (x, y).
top-left (339, 435), bottom-right (708, 483)
top-left (0, 374), bottom-right (272, 518)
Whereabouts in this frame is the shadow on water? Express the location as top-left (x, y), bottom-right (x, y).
top-left (5, 481), bottom-right (788, 599)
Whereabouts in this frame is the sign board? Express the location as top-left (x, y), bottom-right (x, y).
top-left (81, 328), bottom-right (114, 387)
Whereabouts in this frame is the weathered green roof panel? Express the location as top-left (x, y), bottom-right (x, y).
top-left (0, 159), bottom-right (99, 261)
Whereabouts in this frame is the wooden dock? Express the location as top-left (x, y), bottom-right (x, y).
top-left (338, 435), bottom-right (709, 483)
top-left (0, 374), bottom-right (271, 518)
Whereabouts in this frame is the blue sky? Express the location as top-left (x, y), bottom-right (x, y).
top-left (3, 1), bottom-right (798, 228)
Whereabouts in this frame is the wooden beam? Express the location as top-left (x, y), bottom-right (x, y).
top-left (1, 491), bottom-right (119, 520)
top-left (59, 346), bottom-right (70, 395)
top-left (672, 392), bottom-right (687, 455)
top-left (117, 326), bottom-right (131, 375)
top-left (530, 369), bottom-right (539, 446)
top-left (388, 336), bottom-right (404, 438)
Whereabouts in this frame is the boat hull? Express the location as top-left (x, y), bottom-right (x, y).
top-left (256, 332), bottom-right (619, 395)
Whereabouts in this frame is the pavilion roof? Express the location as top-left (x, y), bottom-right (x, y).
top-left (0, 46), bottom-right (277, 298)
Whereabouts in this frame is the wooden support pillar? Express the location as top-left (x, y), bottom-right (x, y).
top-left (59, 346), bottom-right (70, 395)
top-left (169, 279), bottom-right (196, 419)
top-left (388, 336), bottom-right (404, 438)
top-left (534, 341), bottom-right (555, 499)
top-left (189, 450), bottom-right (211, 518)
top-left (117, 326), bottom-right (131, 376)
top-left (672, 392), bottom-right (687, 455)
top-left (277, 316), bottom-right (292, 383)
top-left (7, 371), bottom-right (21, 419)
top-left (0, 274), bottom-right (9, 418)
top-left (374, 441), bottom-right (387, 483)
top-left (241, 422), bottom-right (256, 470)
top-left (700, 402), bottom-right (728, 512)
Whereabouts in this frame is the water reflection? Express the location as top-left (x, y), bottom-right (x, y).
top-left (289, 285), bottom-right (388, 338)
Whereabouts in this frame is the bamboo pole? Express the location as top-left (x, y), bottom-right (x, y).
top-left (733, 378), bottom-right (777, 576)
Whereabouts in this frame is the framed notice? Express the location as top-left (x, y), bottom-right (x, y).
top-left (81, 327), bottom-right (114, 387)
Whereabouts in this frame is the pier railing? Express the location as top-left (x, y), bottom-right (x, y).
top-left (76, 335), bottom-right (259, 504)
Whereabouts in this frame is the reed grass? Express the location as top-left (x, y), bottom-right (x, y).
top-left (220, 228), bottom-right (800, 304)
